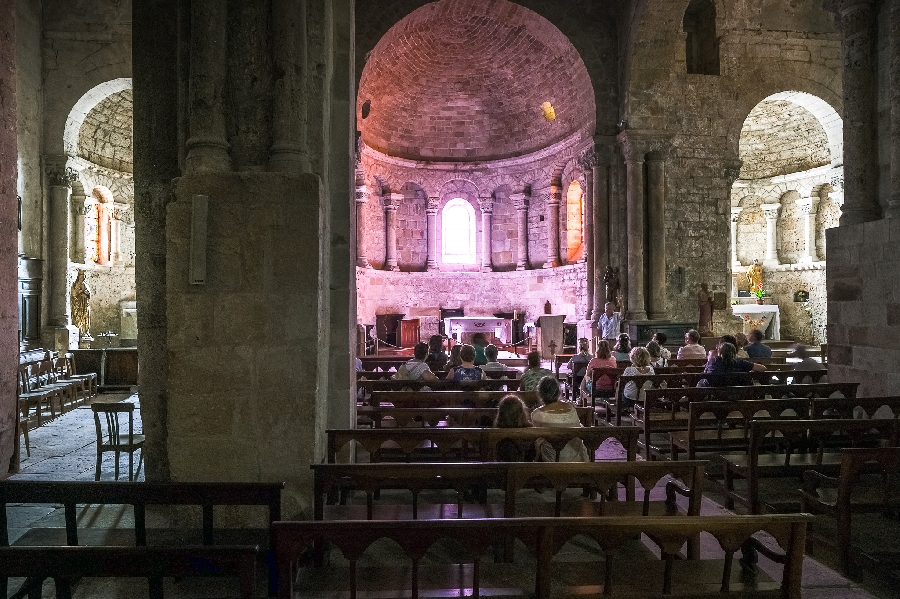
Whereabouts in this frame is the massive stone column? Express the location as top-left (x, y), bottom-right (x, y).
top-left (797, 198), bottom-right (820, 263)
top-left (730, 207), bottom-right (743, 267)
top-left (619, 137), bottom-right (648, 321)
top-left (591, 163), bottom-right (609, 320)
top-left (479, 195), bottom-right (494, 272)
top-left (761, 203), bottom-right (782, 266)
top-left (543, 185), bottom-right (561, 269)
top-left (837, 0), bottom-right (880, 225)
top-left (44, 165), bottom-right (78, 350)
top-left (384, 193), bottom-right (401, 272)
top-left (1, 0), bottom-right (19, 472)
top-left (269, 0), bottom-right (309, 172)
top-left (185, 0), bottom-right (231, 173)
top-left (511, 193), bottom-right (529, 270)
top-left (355, 184), bottom-right (370, 268)
top-left (646, 152), bottom-right (667, 320)
top-left (426, 197), bottom-right (439, 271)
top-left (887, 0), bottom-right (900, 218)
top-left (579, 151), bottom-right (595, 320)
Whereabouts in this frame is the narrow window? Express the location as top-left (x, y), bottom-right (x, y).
top-left (684, 0), bottom-right (720, 75)
top-left (441, 198), bottom-right (476, 265)
top-left (86, 186), bottom-right (113, 266)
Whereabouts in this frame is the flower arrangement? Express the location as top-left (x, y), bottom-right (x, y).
top-left (750, 283), bottom-right (766, 299)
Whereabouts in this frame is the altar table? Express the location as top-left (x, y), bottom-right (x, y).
top-left (731, 304), bottom-right (781, 340)
top-left (445, 317), bottom-right (513, 344)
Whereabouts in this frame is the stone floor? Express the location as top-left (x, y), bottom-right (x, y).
top-left (4, 397), bottom-right (890, 599)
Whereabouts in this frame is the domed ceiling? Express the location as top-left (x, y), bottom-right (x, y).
top-left (357, 0), bottom-right (596, 162)
top-left (78, 89), bottom-right (133, 174)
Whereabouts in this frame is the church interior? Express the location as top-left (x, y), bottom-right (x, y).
top-left (1, 0), bottom-right (900, 597)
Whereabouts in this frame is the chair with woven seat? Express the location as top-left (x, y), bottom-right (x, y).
top-left (64, 353), bottom-right (98, 397)
top-left (17, 365), bottom-right (59, 426)
top-left (92, 403), bottom-right (145, 481)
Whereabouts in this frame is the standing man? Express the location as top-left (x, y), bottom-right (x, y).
top-left (596, 293), bottom-right (625, 342)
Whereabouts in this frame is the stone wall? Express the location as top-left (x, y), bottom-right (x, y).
top-left (77, 89), bottom-right (133, 173)
top-left (827, 219), bottom-right (900, 397)
top-left (15, 0), bottom-right (43, 258)
top-left (357, 264), bottom-right (588, 339)
top-left (738, 100), bottom-right (831, 180)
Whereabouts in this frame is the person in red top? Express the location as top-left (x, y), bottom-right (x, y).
top-left (580, 340), bottom-right (618, 400)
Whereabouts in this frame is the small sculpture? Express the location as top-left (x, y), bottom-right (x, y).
top-left (747, 260), bottom-right (763, 292)
top-left (603, 266), bottom-right (621, 309)
top-left (70, 270), bottom-right (92, 339)
top-left (698, 282), bottom-right (714, 335)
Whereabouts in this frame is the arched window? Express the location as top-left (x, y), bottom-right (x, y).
top-left (441, 198), bottom-right (476, 265)
top-left (684, 0), bottom-right (719, 76)
top-left (86, 186), bottom-right (113, 266)
top-left (565, 181), bottom-right (584, 262)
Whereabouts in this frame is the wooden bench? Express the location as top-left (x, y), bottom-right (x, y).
top-left (356, 405), bottom-right (595, 428)
top-left (718, 418), bottom-right (900, 513)
top-left (636, 382), bottom-right (859, 460)
top-left (810, 395), bottom-right (900, 419)
top-left (358, 378), bottom-right (521, 392)
top-left (272, 514), bottom-right (811, 599)
top-left (368, 390), bottom-right (538, 409)
top-left (799, 446), bottom-right (900, 576)
top-left (326, 426), bottom-right (640, 463)
top-left (0, 545), bottom-right (258, 599)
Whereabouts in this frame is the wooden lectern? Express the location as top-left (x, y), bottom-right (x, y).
top-left (536, 315), bottom-right (565, 360)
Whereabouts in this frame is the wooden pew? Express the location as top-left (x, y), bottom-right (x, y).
top-left (312, 460), bottom-right (706, 522)
top-left (368, 390), bottom-right (538, 409)
top-left (358, 378), bottom-right (521, 392)
top-left (326, 426), bottom-right (640, 463)
top-left (272, 514), bottom-right (812, 599)
top-left (811, 395), bottom-right (900, 419)
top-left (356, 405), bottom-right (595, 428)
top-left (718, 418), bottom-right (900, 513)
top-left (635, 382), bottom-right (859, 460)
top-left (799, 446), bottom-right (900, 575)
top-left (0, 545), bottom-right (258, 599)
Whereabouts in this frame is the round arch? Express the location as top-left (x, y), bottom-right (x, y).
top-left (63, 78), bottom-right (132, 157)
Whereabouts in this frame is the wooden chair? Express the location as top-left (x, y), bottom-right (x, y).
top-left (64, 352), bottom-right (99, 397)
top-left (16, 365), bottom-right (59, 426)
top-left (92, 403), bottom-right (145, 481)
top-left (18, 400), bottom-right (30, 458)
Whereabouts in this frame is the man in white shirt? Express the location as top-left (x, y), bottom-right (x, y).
top-left (676, 329), bottom-right (707, 359)
top-left (596, 294), bottom-right (625, 341)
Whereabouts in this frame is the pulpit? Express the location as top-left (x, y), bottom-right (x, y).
top-left (399, 318), bottom-right (421, 348)
top-left (535, 315), bottom-right (565, 359)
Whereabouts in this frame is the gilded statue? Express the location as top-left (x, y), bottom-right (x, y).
top-left (71, 270), bottom-right (92, 338)
top-left (746, 259), bottom-right (763, 291)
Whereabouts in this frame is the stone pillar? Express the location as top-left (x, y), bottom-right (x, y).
top-left (797, 198), bottom-right (820, 263)
top-left (887, 0), bottom-right (900, 218)
top-left (730, 207), bottom-right (743, 267)
top-left (837, 0), bottom-right (880, 225)
top-left (761, 203), bottom-right (781, 267)
top-left (426, 197), bottom-right (439, 271)
top-left (269, 0), bottom-right (309, 172)
top-left (592, 164), bottom-right (609, 320)
top-left (479, 195), bottom-right (493, 272)
top-left (70, 182), bottom-right (87, 264)
top-left (621, 142), bottom-right (648, 321)
top-left (44, 167), bottom-right (79, 350)
top-left (646, 152), bottom-right (667, 320)
top-left (355, 184), bottom-right (370, 268)
top-left (579, 150), bottom-right (596, 319)
top-left (511, 193), bottom-right (529, 270)
top-left (111, 204), bottom-right (128, 264)
top-left (543, 185), bottom-right (561, 269)
top-left (384, 193), bottom-right (401, 272)
top-left (185, 0), bottom-right (231, 173)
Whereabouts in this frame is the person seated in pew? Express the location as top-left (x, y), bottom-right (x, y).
top-left (652, 332), bottom-right (671, 362)
top-left (790, 343), bottom-right (820, 371)
top-left (697, 341), bottom-right (765, 387)
top-left (705, 334), bottom-right (740, 362)
top-left (580, 340), bottom-right (617, 400)
top-left (621, 347), bottom-right (655, 411)
top-left (424, 334), bottom-right (449, 372)
top-left (646, 341), bottom-right (666, 367)
top-left (481, 344), bottom-right (508, 371)
top-left (471, 332), bottom-right (489, 366)
top-left (494, 395), bottom-right (537, 462)
top-left (676, 328), bottom-right (707, 359)
top-left (519, 351), bottom-right (554, 392)
top-left (612, 333), bottom-right (632, 361)
top-left (744, 329), bottom-right (773, 359)
top-left (531, 377), bottom-right (589, 462)
top-left (566, 338), bottom-right (592, 392)
top-left (446, 345), bottom-right (462, 370)
top-left (734, 332), bottom-right (750, 358)
top-left (393, 342), bottom-right (439, 382)
top-left (445, 344), bottom-right (485, 381)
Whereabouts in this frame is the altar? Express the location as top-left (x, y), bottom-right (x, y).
top-left (445, 317), bottom-right (513, 344)
top-left (731, 303), bottom-right (781, 340)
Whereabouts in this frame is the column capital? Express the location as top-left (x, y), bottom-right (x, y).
top-left (723, 159), bottom-right (744, 186)
top-left (510, 193), bottom-right (529, 210)
top-left (730, 206), bottom-right (744, 222)
top-left (384, 192), bottom-right (404, 208)
top-left (355, 185), bottom-right (368, 205)
top-left (796, 197), bottom-right (820, 215)
top-left (426, 196), bottom-right (440, 213)
top-left (617, 130), bottom-right (671, 163)
top-left (761, 203), bottom-right (782, 219)
top-left (478, 195), bottom-right (494, 214)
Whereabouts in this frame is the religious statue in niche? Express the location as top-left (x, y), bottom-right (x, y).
top-left (698, 282), bottom-right (714, 335)
top-left (71, 270), bottom-right (92, 341)
top-left (603, 266), bottom-right (621, 309)
top-left (746, 259), bottom-right (763, 292)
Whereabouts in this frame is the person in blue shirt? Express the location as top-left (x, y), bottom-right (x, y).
top-left (744, 329), bottom-right (773, 359)
top-left (698, 341), bottom-right (766, 387)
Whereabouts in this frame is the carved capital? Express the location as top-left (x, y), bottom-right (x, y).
top-left (761, 203), bottom-right (782, 220)
top-left (383, 192), bottom-right (404, 209)
top-left (796, 198), bottom-right (820, 215)
top-left (427, 196), bottom-right (440, 212)
top-left (723, 159), bottom-right (744, 185)
top-left (576, 147), bottom-right (597, 171)
top-left (730, 207), bottom-right (744, 223)
top-left (355, 185), bottom-right (368, 204)
top-left (478, 196), bottom-right (494, 214)
top-left (510, 192), bottom-right (529, 210)
top-left (617, 130), bottom-right (671, 164)
top-left (47, 166), bottom-right (79, 188)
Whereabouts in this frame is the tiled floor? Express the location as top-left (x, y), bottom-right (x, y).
top-left (5, 396), bottom-right (890, 599)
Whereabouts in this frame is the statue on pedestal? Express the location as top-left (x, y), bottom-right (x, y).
top-left (698, 282), bottom-right (714, 335)
top-left (747, 259), bottom-right (763, 292)
top-left (603, 266), bottom-right (621, 309)
top-left (71, 270), bottom-right (93, 343)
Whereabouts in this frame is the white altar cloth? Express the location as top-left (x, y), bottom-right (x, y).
top-left (445, 317), bottom-right (513, 344)
top-left (731, 304), bottom-right (781, 340)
